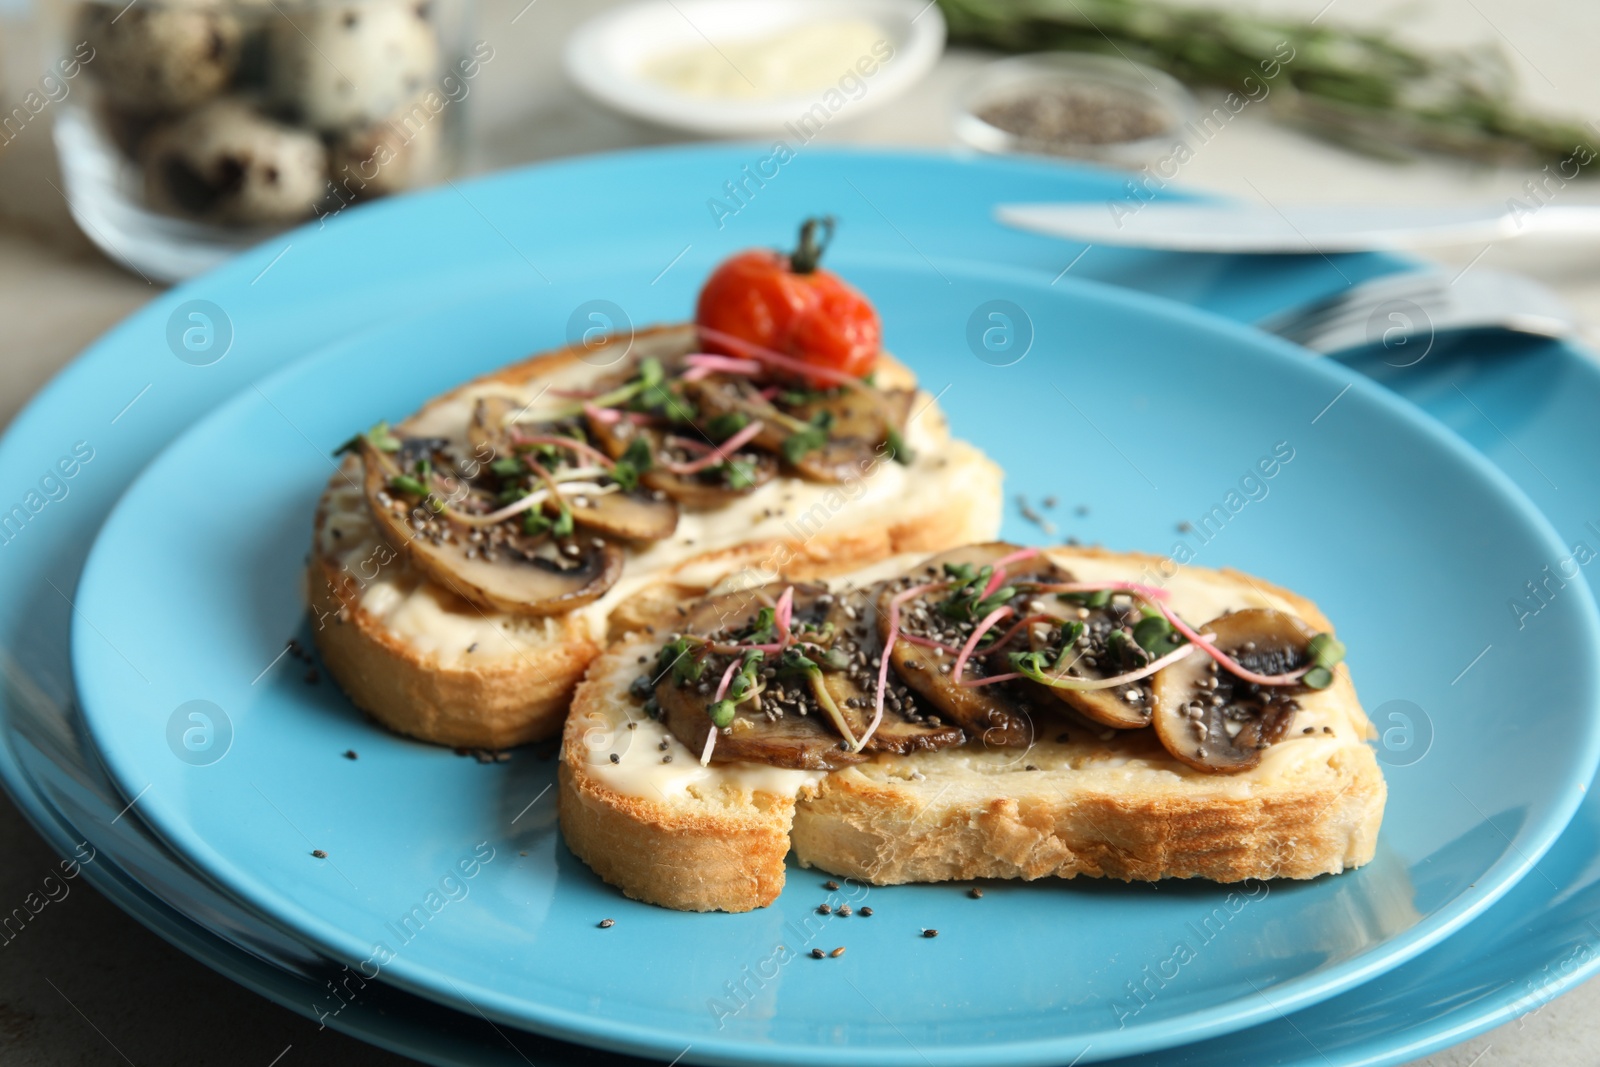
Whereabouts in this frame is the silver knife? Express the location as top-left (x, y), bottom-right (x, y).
top-left (995, 201), bottom-right (1600, 253)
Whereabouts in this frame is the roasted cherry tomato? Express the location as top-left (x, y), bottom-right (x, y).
top-left (696, 217), bottom-right (881, 388)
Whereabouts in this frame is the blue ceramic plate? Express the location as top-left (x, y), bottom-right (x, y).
top-left (3, 146), bottom-right (1598, 1067)
top-left (70, 245), bottom-right (1600, 1063)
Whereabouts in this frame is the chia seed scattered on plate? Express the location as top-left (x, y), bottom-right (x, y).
top-left (311, 849), bottom-right (327, 858)
top-left (598, 918), bottom-right (615, 928)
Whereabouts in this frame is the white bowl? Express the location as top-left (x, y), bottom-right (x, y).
top-left (563, 0), bottom-right (946, 136)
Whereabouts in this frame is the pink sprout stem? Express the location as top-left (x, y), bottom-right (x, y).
top-left (683, 353), bottom-right (765, 378)
top-left (697, 325), bottom-right (866, 389)
top-left (774, 585), bottom-right (795, 646)
top-left (662, 420), bottom-right (765, 474)
top-left (1153, 602), bottom-right (1312, 686)
top-left (510, 434), bottom-right (616, 468)
top-left (861, 580), bottom-right (951, 751)
top-left (951, 605), bottom-right (1015, 685)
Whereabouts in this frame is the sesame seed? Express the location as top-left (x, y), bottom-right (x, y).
top-left (838, 905), bottom-right (852, 916)
top-left (969, 888), bottom-right (984, 899)
top-left (922, 928), bottom-right (939, 938)
top-left (311, 849), bottom-right (327, 859)
top-left (817, 904), bottom-right (832, 915)
top-left (811, 948), bottom-right (825, 959)
top-left (824, 880), bottom-right (839, 890)
top-left (860, 907), bottom-right (873, 917)
top-left (598, 918), bottom-right (615, 928)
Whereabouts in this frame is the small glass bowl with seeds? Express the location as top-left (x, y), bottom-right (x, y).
top-left (953, 53), bottom-right (1194, 168)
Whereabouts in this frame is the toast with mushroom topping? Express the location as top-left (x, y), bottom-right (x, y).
top-left (558, 544), bottom-right (1385, 912)
top-left (307, 325), bottom-right (1002, 748)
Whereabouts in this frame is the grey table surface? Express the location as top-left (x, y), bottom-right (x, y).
top-left (2, 0), bottom-right (1600, 1063)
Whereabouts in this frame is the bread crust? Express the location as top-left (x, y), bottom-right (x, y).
top-left (790, 745), bottom-right (1384, 885)
top-left (308, 325), bottom-right (1002, 748)
top-left (559, 546), bottom-right (1387, 910)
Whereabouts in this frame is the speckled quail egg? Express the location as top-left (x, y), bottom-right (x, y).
top-left (142, 98), bottom-right (328, 225)
top-left (76, 0), bottom-right (242, 115)
top-left (270, 0), bottom-right (441, 132)
top-left (328, 110), bottom-right (443, 198)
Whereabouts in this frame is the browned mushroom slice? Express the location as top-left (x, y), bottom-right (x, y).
top-left (675, 582), bottom-right (823, 636)
top-left (873, 543), bottom-right (1061, 748)
top-left (657, 582), bottom-right (865, 769)
top-left (564, 487), bottom-right (678, 542)
top-left (1027, 608), bottom-right (1153, 730)
top-left (678, 376), bottom-right (789, 452)
top-left (585, 412), bottom-right (776, 509)
top-left (785, 387), bottom-right (916, 482)
top-left (657, 678), bottom-right (866, 771)
top-left (466, 396), bottom-right (519, 459)
top-left (1150, 609), bottom-right (1313, 773)
top-left (818, 589), bottom-right (965, 755)
top-left (359, 441), bottom-right (624, 615)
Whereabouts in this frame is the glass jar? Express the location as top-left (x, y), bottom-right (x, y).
top-left (51, 0), bottom-right (475, 281)
top-left (954, 53), bottom-right (1195, 169)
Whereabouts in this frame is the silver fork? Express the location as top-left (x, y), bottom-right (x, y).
top-left (1256, 268), bottom-right (1577, 357)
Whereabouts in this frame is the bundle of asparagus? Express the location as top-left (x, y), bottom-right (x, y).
top-left (939, 0), bottom-right (1596, 170)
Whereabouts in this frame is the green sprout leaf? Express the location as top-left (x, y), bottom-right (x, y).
top-left (723, 459), bottom-right (759, 489)
top-left (1133, 615), bottom-right (1184, 657)
top-left (388, 474), bottom-right (428, 497)
top-left (781, 410), bottom-right (835, 464)
top-left (489, 457), bottom-right (525, 478)
top-left (1303, 666), bottom-right (1334, 689)
top-left (335, 421), bottom-right (402, 456)
top-left (706, 412), bottom-right (750, 440)
top-left (885, 426), bottom-right (915, 466)
top-left (610, 436), bottom-right (655, 492)
top-left (1306, 633), bottom-right (1346, 669)
top-left (522, 509), bottom-right (551, 537)
top-left (658, 637), bottom-right (703, 685)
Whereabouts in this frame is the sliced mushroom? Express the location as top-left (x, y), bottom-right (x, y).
top-left (683, 376), bottom-right (915, 484)
top-left (785, 387), bottom-right (915, 482)
top-left (657, 680), bottom-right (867, 771)
top-left (818, 589), bottom-right (965, 755)
top-left (875, 543), bottom-right (1065, 747)
top-left (657, 583), bottom-right (864, 769)
top-left (585, 411), bottom-right (776, 509)
top-left (359, 440), bottom-right (623, 615)
top-left (678, 376), bottom-right (789, 452)
top-left (675, 583), bottom-right (821, 637)
top-left (1027, 604), bottom-right (1155, 730)
top-left (564, 488), bottom-right (679, 542)
top-left (1150, 609), bottom-right (1313, 773)
top-left (467, 396), bottom-right (520, 460)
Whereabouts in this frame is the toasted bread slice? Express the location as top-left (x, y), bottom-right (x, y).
top-left (558, 547), bottom-right (1386, 912)
top-left (308, 327), bottom-right (1002, 749)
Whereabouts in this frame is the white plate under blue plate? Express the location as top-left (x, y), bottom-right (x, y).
top-left (69, 241), bottom-right (1600, 1062)
top-left (3, 145), bottom-right (1600, 1067)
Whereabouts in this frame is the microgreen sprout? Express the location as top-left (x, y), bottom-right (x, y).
top-left (1302, 633), bottom-right (1346, 689)
top-left (335, 421), bottom-right (401, 456)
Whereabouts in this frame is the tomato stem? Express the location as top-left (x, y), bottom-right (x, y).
top-left (789, 216), bottom-right (835, 275)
